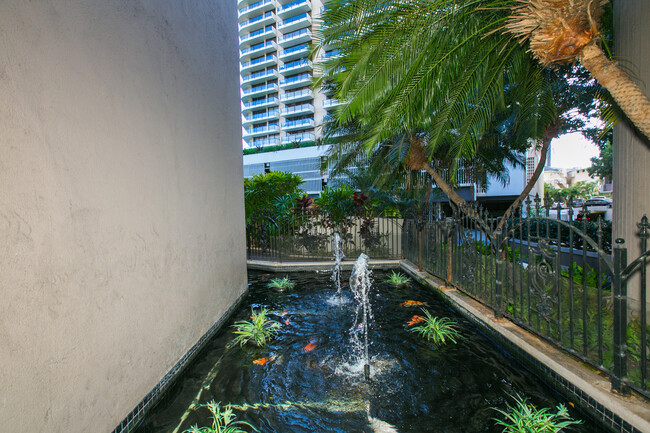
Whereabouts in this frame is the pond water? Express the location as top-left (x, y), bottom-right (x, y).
top-left (135, 269), bottom-right (605, 433)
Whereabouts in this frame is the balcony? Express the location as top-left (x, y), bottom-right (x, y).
top-left (242, 96), bottom-right (279, 113)
top-left (244, 124), bottom-right (280, 137)
top-left (280, 88), bottom-right (312, 103)
top-left (278, 28), bottom-right (311, 47)
top-left (278, 0), bottom-right (312, 18)
top-left (240, 40), bottom-right (277, 61)
top-left (241, 69), bottom-right (277, 85)
top-left (239, 11), bottom-right (275, 35)
top-left (278, 43), bottom-right (309, 61)
top-left (278, 12), bottom-right (311, 33)
top-left (280, 58), bottom-right (312, 74)
top-left (242, 109), bottom-right (280, 126)
top-left (282, 118), bottom-right (315, 131)
top-left (323, 98), bottom-right (345, 109)
top-left (239, 26), bottom-right (276, 47)
top-left (279, 73), bottom-right (311, 89)
top-left (281, 132), bottom-right (316, 144)
top-left (241, 83), bottom-right (278, 99)
top-left (323, 49), bottom-right (341, 60)
top-left (249, 137), bottom-right (280, 147)
top-left (241, 54), bottom-right (277, 73)
top-left (281, 103), bottom-right (314, 117)
top-left (238, 0), bottom-right (274, 20)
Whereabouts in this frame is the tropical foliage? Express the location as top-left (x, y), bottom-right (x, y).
top-left (409, 309), bottom-right (460, 346)
top-left (492, 394), bottom-right (581, 433)
top-left (183, 401), bottom-right (257, 433)
top-left (244, 171), bottom-right (304, 223)
top-left (385, 271), bottom-right (411, 286)
top-left (231, 308), bottom-right (281, 348)
top-left (267, 276), bottom-right (296, 290)
top-left (315, 0), bottom-right (612, 228)
top-left (544, 181), bottom-right (601, 204)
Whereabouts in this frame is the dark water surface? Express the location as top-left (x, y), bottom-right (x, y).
top-left (135, 270), bottom-right (606, 433)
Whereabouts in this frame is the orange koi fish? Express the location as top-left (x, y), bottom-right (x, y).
top-left (284, 318), bottom-right (291, 325)
top-left (400, 300), bottom-right (425, 307)
top-left (253, 355), bottom-right (276, 366)
top-left (281, 310), bottom-right (289, 316)
top-left (304, 341), bottom-right (317, 352)
top-left (407, 315), bottom-right (425, 326)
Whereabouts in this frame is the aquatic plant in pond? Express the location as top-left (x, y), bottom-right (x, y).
top-left (384, 271), bottom-right (410, 286)
top-left (493, 393), bottom-right (581, 433)
top-left (409, 309), bottom-right (460, 346)
top-left (266, 276), bottom-right (295, 290)
top-left (183, 401), bottom-right (257, 433)
top-left (230, 308), bottom-right (281, 348)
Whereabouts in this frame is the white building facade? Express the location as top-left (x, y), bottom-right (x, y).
top-left (238, 0), bottom-right (338, 149)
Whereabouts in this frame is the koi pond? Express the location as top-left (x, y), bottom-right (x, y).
top-left (135, 266), bottom-right (605, 433)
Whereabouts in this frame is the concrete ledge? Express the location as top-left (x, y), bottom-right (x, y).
top-left (399, 260), bottom-right (650, 433)
top-left (247, 258), bottom-right (401, 272)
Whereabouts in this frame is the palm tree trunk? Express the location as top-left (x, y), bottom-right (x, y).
top-left (496, 123), bottom-right (555, 231)
top-left (579, 41), bottom-right (650, 141)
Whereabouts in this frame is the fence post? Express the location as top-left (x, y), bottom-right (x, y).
top-left (612, 238), bottom-right (629, 394)
top-left (445, 221), bottom-right (453, 285)
top-left (494, 230), bottom-right (504, 318)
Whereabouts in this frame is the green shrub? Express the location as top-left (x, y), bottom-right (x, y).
top-left (385, 271), bottom-right (411, 286)
top-left (493, 394), bottom-right (581, 433)
top-left (183, 400), bottom-right (257, 433)
top-left (410, 309), bottom-right (460, 346)
top-left (267, 276), bottom-right (295, 290)
top-left (231, 308), bottom-right (281, 348)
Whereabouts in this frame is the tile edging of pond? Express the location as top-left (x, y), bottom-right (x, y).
top-left (398, 260), bottom-right (650, 433)
top-left (111, 289), bottom-right (249, 433)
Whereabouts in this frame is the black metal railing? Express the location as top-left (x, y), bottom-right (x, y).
top-left (246, 209), bottom-right (403, 261)
top-left (402, 199), bottom-right (648, 399)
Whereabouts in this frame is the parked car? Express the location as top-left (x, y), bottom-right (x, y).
top-left (584, 197), bottom-right (612, 213)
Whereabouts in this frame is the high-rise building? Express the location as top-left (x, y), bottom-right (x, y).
top-left (238, 0), bottom-right (338, 149)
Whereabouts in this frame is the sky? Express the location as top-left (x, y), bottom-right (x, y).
top-left (550, 132), bottom-right (600, 169)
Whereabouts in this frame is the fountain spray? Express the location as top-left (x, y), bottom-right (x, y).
top-left (331, 233), bottom-right (344, 300)
top-left (349, 253), bottom-right (373, 380)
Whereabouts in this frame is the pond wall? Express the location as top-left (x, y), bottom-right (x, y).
top-left (0, 1), bottom-right (246, 432)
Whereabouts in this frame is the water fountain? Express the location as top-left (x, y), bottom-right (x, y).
top-left (331, 232), bottom-right (344, 299)
top-left (349, 253), bottom-right (373, 380)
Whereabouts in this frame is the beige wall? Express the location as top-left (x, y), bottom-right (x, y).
top-left (0, 1), bottom-right (246, 432)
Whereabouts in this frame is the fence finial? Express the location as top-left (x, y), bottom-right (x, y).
top-left (637, 214), bottom-right (649, 239)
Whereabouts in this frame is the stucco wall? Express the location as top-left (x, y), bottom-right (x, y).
top-left (0, 1), bottom-right (246, 432)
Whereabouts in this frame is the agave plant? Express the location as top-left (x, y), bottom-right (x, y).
top-left (493, 393), bottom-right (581, 433)
top-left (384, 271), bottom-right (411, 286)
top-left (183, 400), bottom-right (257, 433)
top-left (267, 276), bottom-right (296, 290)
top-left (231, 308), bottom-right (281, 348)
top-left (410, 309), bottom-right (460, 346)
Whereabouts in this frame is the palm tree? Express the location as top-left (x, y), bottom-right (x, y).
top-left (315, 0), bottom-right (616, 226)
top-left (504, 0), bottom-right (650, 140)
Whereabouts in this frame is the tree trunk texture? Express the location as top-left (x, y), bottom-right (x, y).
top-left (579, 41), bottom-right (650, 141)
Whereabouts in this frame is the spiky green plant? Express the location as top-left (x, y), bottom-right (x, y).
top-left (267, 276), bottom-right (295, 290)
top-left (231, 308), bottom-right (281, 348)
top-left (384, 271), bottom-right (411, 286)
top-left (410, 309), bottom-right (460, 346)
top-left (183, 400), bottom-right (257, 433)
top-left (493, 394), bottom-right (581, 433)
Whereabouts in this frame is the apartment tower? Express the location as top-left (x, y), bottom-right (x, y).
top-left (238, 0), bottom-right (339, 149)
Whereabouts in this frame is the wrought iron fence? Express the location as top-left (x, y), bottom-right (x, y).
top-left (246, 209), bottom-right (403, 261)
top-left (403, 199), bottom-right (648, 399)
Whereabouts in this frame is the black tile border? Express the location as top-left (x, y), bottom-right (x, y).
top-left (110, 290), bottom-right (248, 433)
